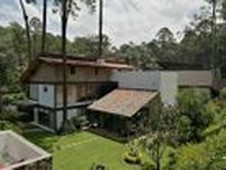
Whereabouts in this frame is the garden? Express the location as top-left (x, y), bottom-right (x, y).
top-left (1, 88), bottom-right (226, 170)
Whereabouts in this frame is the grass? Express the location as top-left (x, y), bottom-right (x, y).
top-left (23, 131), bottom-right (147, 170)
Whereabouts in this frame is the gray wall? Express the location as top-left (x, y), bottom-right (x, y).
top-left (160, 72), bottom-right (178, 106)
top-left (111, 71), bottom-right (160, 90)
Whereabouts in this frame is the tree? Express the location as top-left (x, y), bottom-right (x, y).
top-left (155, 27), bottom-right (178, 61)
top-left (53, 0), bottom-right (96, 130)
top-left (144, 106), bottom-right (179, 170)
top-left (19, 0), bottom-right (34, 62)
top-left (42, 0), bottom-right (48, 53)
top-left (177, 89), bottom-right (211, 142)
top-left (30, 17), bottom-right (42, 58)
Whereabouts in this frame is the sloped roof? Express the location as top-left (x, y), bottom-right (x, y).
top-left (21, 53), bottom-right (133, 82)
top-left (88, 89), bottom-right (159, 117)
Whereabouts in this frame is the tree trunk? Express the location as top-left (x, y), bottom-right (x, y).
top-left (62, 0), bottom-right (68, 128)
top-left (211, 0), bottom-right (217, 69)
top-left (19, 0), bottom-right (32, 62)
top-left (41, 0), bottom-right (47, 53)
top-left (98, 0), bottom-right (103, 58)
top-left (0, 89), bottom-right (2, 113)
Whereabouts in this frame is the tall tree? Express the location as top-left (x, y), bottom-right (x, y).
top-left (53, 0), bottom-right (96, 130)
top-left (19, 0), bottom-right (34, 62)
top-left (42, 0), bottom-right (48, 53)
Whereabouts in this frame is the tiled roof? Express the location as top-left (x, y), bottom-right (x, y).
top-left (39, 57), bottom-right (133, 70)
top-left (20, 53), bottom-right (133, 82)
top-left (88, 89), bottom-right (159, 117)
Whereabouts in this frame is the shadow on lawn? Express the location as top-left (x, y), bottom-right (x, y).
top-left (23, 131), bottom-right (60, 152)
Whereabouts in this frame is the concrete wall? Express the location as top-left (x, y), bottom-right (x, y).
top-left (178, 71), bottom-right (212, 87)
top-left (160, 72), bottom-right (178, 106)
top-left (111, 71), bottom-right (160, 90)
top-left (38, 84), bottom-right (54, 108)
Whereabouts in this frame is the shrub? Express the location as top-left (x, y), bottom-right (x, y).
top-left (124, 149), bottom-right (142, 164)
top-left (220, 87), bottom-right (226, 100)
top-left (90, 163), bottom-right (107, 170)
top-left (141, 162), bottom-right (156, 170)
top-left (0, 110), bottom-right (25, 123)
top-left (173, 130), bottom-right (226, 170)
top-left (72, 114), bottom-right (89, 130)
top-left (59, 119), bottom-right (77, 135)
top-left (0, 121), bottom-right (22, 134)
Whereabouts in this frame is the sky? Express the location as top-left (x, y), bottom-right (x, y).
top-left (0, 0), bottom-right (207, 46)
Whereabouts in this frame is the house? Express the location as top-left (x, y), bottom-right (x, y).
top-left (20, 53), bottom-right (214, 134)
top-left (20, 53), bottom-right (133, 133)
top-left (0, 130), bottom-right (51, 170)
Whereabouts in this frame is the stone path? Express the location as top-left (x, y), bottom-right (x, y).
top-left (57, 137), bottom-right (98, 151)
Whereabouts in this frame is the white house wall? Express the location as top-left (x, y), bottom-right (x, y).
top-left (111, 71), bottom-right (160, 90)
top-left (29, 84), bottom-right (39, 101)
top-left (38, 84), bottom-right (55, 108)
top-left (160, 72), bottom-right (178, 106)
top-left (56, 109), bottom-right (79, 130)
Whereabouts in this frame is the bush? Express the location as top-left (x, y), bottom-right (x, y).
top-left (173, 130), bottom-right (226, 170)
top-left (124, 149), bottom-right (142, 164)
top-left (3, 93), bottom-right (26, 105)
top-left (141, 162), bottom-right (156, 170)
top-left (0, 110), bottom-right (25, 123)
top-left (59, 119), bottom-right (77, 135)
top-left (0, 121), bottom-right (22, 134)
top-left (90, 163), bottom-right (107, 170)
top-left (220, 88), bottom-right (226, 100)
top-left (72, 114), bottom-right (89, 130)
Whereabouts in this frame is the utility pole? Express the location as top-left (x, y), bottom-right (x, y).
top-left (98, 0), bottom-right (103, 58)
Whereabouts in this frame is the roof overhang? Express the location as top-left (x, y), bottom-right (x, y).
top-left (88, 89), bottom-right (159, 117)
top-left (20, 53), bottom-right (134, 83)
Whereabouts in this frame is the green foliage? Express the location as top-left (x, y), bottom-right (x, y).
top-left (176, 89), bottom-right (211, 142)
top-left (141, 162), bottom-right (156, 170)
top-left (72, 114), bottom-right (89, 130)
top-left (173, 130), bottom-right (226, 170)
top-left (60, 114), bottom-right (89, 134)
top-left (0, 121), bottom-right (22, 134)
top-left (90, 163), bottom-right (108, 170)
top-left (220, 87), bottom-right (226, 100)
top-left (0, 110), bottom-right (25, 123)
top-left (124, 149), bottom-right (142, 164)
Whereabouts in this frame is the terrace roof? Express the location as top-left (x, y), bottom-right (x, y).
top-left (88, 89), bottom-right (159, 117)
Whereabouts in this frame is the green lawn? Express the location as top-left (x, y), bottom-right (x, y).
top-left (23, 131), bottom-right (146, 170)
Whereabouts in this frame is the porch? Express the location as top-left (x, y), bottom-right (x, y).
top-left (88, 89), bottom-right (160, 138)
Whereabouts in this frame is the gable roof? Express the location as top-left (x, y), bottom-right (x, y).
top-left (88, 89), bottom-right (159, 117)
top-left (21, 53), bottom-right (133, 82)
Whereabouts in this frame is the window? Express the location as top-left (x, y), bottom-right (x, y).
top-left (70, 66), bottom-right (76, 75)
top-left (38, 109), bottom-right (55, 129)
top-left (43, 86), bottom-right (48, 92)
top-left (95, 69), bottom-right (99, 75)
